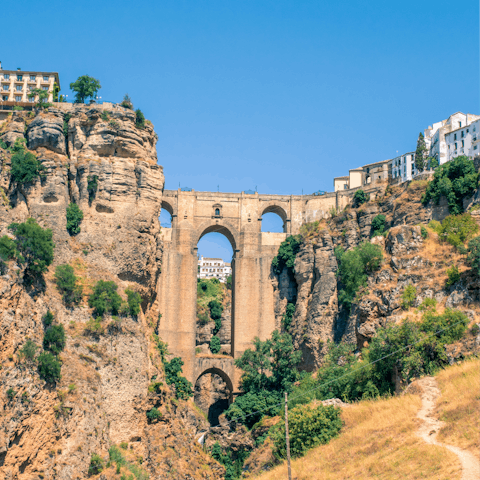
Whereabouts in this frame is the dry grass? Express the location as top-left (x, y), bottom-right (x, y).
top-left (436, 358), bottom-right (480, 458)
top-left (255, 393), bottom-right (461, 480)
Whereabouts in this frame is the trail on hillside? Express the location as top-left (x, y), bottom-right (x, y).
top-left (416, 377), bottom-right (480, 480)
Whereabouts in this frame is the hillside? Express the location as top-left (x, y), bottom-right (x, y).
top-left (253, 359), bottom-right (480, 480)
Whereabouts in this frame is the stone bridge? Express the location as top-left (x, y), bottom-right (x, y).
top-left (156, 187), bottom-right (381, 391)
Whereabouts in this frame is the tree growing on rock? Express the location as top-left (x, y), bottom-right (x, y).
top-left (415, 132), bottom-right (427, 171)
top-left (69, 75), bottom-right (101, 104)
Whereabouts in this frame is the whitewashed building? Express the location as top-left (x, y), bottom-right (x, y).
top-left (424, 112), bottom-right (480, 165)
top-left (198, 256), bottom-right (232, 283)
top-left (444, 119), bottom-right (480, 161)
top-left (391, 152), bottom-right (416, 182)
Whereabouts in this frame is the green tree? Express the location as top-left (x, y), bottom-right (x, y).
top-left (437, 213), bottom-right (479, 248)
top-left (28, 88), bottom-right (50, 108)
top-left (371, 214), bottom-right (386, 237)
top-left (422, 156), bottom-right (478, 214)
top-left (18, 339), bottom-right (38, 363)
top-left (353, 189), bottom-right (368, 207)
top-left (146, 407), bottom-right (161, 421)
top-left (164, 356), bottom-right (193, 400)
top-left (281, 302), bottom-right (295, 332)
top-left (54, 264), bottom-right (83, 305)
top-left (125, 288), bottom-right (142, 316)
top-left (415, 133), bottom-right (427, 171)
top-left (467, 236), bottom-right (480, 274)
top-left (88, 280), bottom-right (122, 316)
top-left (209, 335), bottom-right (221, 354)
top-left (87, 175), bottom-right (98, 203)
top-left (335, 241), bottom-right (383, 313)
top-left (135, 109), bottom-right (145, 129)
top-left (401, 285), bottom-right (417, 309)
top-left (0, 235), bottom-right (17, 261)
top-left (11, 144), bottom-right (45, 185)
top-left (38, 352), bottom-right (61, 383)
top-left (121, 94), bottom-right (133, 109)
top-left (428, 156), bottom-right (439, 170)
top-left (66, 203), bottom-right (84, 235)
top-left (8, 218), bottom-right (54, 277)
top-left (272, 235), bottom-right (302, 275)
top-left (69, 75), bottom-right (101, 104)
top-left (43, 325), bottom-right (66, 355)
top-left (88, 453), bottom-right (104, 475)
top-left (43, 310), bottom-right (54, 327)
top-left (446, 265), bottom-right (460, 288)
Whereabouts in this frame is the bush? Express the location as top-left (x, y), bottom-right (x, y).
top-left (85, 316), bottom-right (104, 336)
top-left (164, 356), bottom-right (193, 400)
top-left (125, 288), bottom-right (142, 316)
top-left (43, 310), bottom-right (54, 327)
top-left (87, 175), bottom-right (98, 202)
top-left (467, 236), bottom-right (480, 274)
top-left (353, 189), bottom-right (368, 207)
top-left (417, 297), bottom-right (437, 312)
top-left (436, 214), bottom-right (479, 248)
top-left (146, 407), bottom-right (162, 421)
top-left (8, 218), bottom-right (54, 277)
top-left (420, 225), bottom-right (428, 239)
top-left (371, 214), bottom-right (386, 237)
top-left (422, 156), bottom-right (478, 214)
top-left (428, 219), bottom-right (441, 232)
top-left (10, 143), bottom-right (45, 185)
top-left (18, 339), bottom-right (38, 363)
top-left (135, 109), bottom-right (145, 129)
top-left (282, 302), bottom-right (295, 332)
top-left (335, 242), bottom-right (383, 313)
top-left (0, 235), bottom-right (17, 261)
top-left (55, 264), bottom-right (83, 305)
top-left (121, 94), bottom-right (133, 110)
top-left (272, 235), bottom-right (302, 275)
top-left (38, 352), bottom-right (61, 383)
top-left (446, 265), bottom-right (461, 288)
top-left (6, 388), bottom-right (16, 400)
top-left (401, 285), bottom-right (417, 310)
top-left (88, 280), bottom-right (122, 316)
top-left (66, 203), bottom-right (83, 235)
top-left (208, 299), bottom-right (223, 334)
top-left (271, 404), bottom-right (342, 459)
top-left (209, 335), bottom-right (221, 354)
top-left (43, 325), bottom-right (66, 355)
top-left (88, 453), bottom-right (104, 475)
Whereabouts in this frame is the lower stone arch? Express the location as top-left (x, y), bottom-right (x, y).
top-left (194, 367), bottom-right (234, 426)
top-left (195, 221), bottom-right (239, 253)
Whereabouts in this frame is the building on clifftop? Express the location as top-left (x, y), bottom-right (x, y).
top-left (198, 256), bottom-right (232, 283)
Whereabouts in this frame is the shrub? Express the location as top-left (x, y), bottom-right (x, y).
top-left (208, 300), bottom-right (223, 320)
top-left (428, 219), bottom-right (441, 232)
top-left (282, 302), bottom-right (296, 332)
top-left (100, 110), bottom-right (109, 121)
top-left (446, 265), bottom-right (461, 288)
top-left (209, 335), bottom-right (221, 354)
top-left (371, 214), bottom-right (386, 237)
top-left (125, 288), bottom-right (142, 316)
top-left (271, 404), bottom-right (342, 459)
top-left (18, 339), bottom-right (38, 363)
top-left (88, 280), bottom-right (122, 316)
top-left (420, 225), bottom-right (428, 239)
top-left (85, 316), bottom-right (104, 336)
top-left (437, 214), bottom-right (479, 248)
top-left (10, 144), bottom-right (45, 185)
top-left (401, 285), bottom-right (417, 310)
top-left (8, 218), bottom-right (54, 277)
top-left (55, 264), bottom-right (83, 305)
top-left (88, 453), bottom-right (104, 475)
top-left (135, 109), bottom-right (145, 129)
top-left (38, 352), bottom-right (61, 383)
top-left (121, 94), bottom-right (133, 110)
top-left (63, 113), bottom-right (71, 137)
top-left (353, 189), bottom-right (368, 207)
top-left (422, 156), bottom-right (479, 214)
top-left (43, 310), bottom-right (54, 327)
top-left (87, 175), bottom-right (98, 202)
top-left (272, 235), bottom-right (302, 275)
top-left (164, 356), bottom-right (193, 400)
top-left (66, 203), bottom-right (83, 235)
top-left (417, 297), bottom-right (437, 312)
top-left (467, 236), bottom-right (480, 274)
top-left (146, 407), bottom-right (162, 421)
top-left (335, 242), bottom-right (383, 313)
top-left (0, 235), bottom-right (17, 261)
top-left (43, 325), bottom-right (66, 355)
top-left (6, 388), bottom-right (16, 400)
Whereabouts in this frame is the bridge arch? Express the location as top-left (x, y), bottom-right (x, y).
top-left (161, 199), bottom-right (175, 217)
top-left (260, 203), bottom-right (289, 233)
top-left (195, 220), bottom-right (240, 254)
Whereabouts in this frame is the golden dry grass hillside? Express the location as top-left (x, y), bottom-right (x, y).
top-left (255, 359), bottom-right (480, 480)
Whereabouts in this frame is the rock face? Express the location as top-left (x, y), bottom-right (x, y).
top-left (0, 105), bottom-right (223, 480)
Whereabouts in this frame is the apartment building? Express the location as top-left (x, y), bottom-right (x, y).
top-left (198, 256), bottom-right (232, 283)
top-left (0, 62), bottom-right (60, 105)
top-left (391, 152), bottom-right (416, 182)
top-left (424, 112), bottom-right (480, 165)
top-left (333, 159), bottom-right (389, 191)
top-left (444, 119), bottom-right (480, 161)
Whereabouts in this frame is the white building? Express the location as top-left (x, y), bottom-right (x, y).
top-left (444, 119), bottom-right (480, 161)
top-left (390, 152), bottom-right (416, 182)
top-left (424, 112), bottom-right (480, 165)
top-left (198, 256), bottom-right (232, 283)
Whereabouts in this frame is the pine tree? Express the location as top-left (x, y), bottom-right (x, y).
top-left (415, 132), bottom-right (427, 171)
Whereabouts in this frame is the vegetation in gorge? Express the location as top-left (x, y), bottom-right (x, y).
top-left (271, 235), bottom-right (302, 275)
top-left (10, 139), bottom-right (46, 185)
top-left (89, 280), bottom-right (123, 316)
top-left (54, 264), bottom-right (83, 305)
top-left (66, 202), bottom-right (84, 235)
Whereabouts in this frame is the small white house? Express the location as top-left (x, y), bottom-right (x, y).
top-left (198, 256), bottom-right (232, 283)
top-left (390, 152), bottom-right (416, 182)
top-left (444, 119), bottom-right (480, 161)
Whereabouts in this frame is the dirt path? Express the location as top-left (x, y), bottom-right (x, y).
top-left (416, 377), bottom-right (480, 480)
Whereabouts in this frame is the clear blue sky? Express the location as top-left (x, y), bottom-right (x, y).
top-left (5, 0), bottom-right (479, 259)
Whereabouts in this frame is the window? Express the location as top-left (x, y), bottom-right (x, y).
top-left (459, 121), bottom-right (462, 127)
top-left (462, 140), bottom-right (464, 147)
top-left (448, 145), bottom-right (450, 150)
top-left (2, 85), bottom-right (8, 91)
top-left (475, 146), bottom-right (478, 150)
top-left (3, 74), bottom-right (9, 80)
top-left (42, 86), bottom-right (48, 91)
top-left (2, 96), bottom-right (7, 101)
top-left (16, 85), bottom-right (22, 92)
top-left (214, 207), bottom-right (220, 216)
top-left (454, 133), bottom-right (457, 140)
top-left (461, 131), bottom-right (464, 138)
top-left (43, 76), bottom-right (49, 82)
top-left (474, 126), bottom-right (477, 132)
top-left (15, 96), bottom-right (22, 102)
top-left (29, 97), bottom-right (34, 103)
top-left (343, 184), bottom-right (348, 189)
top-left (16, 75), bottom-right (23, 81)
top-left (30, 75), bottom-right (36, 81)
top-left (455, 143), bottom-right (457, 150)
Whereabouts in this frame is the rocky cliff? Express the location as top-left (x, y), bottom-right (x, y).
top-left (0, 106), bottom-right (223, 480)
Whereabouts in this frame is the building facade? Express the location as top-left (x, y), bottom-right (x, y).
top-left (444, 119), bottom-right (480, 161)
top-left (391, 152), bottom-right (416, 182)
top-left (198, 256), bottom-right (232, 283)
top-left (0, 63), bottom-right (60, 106)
